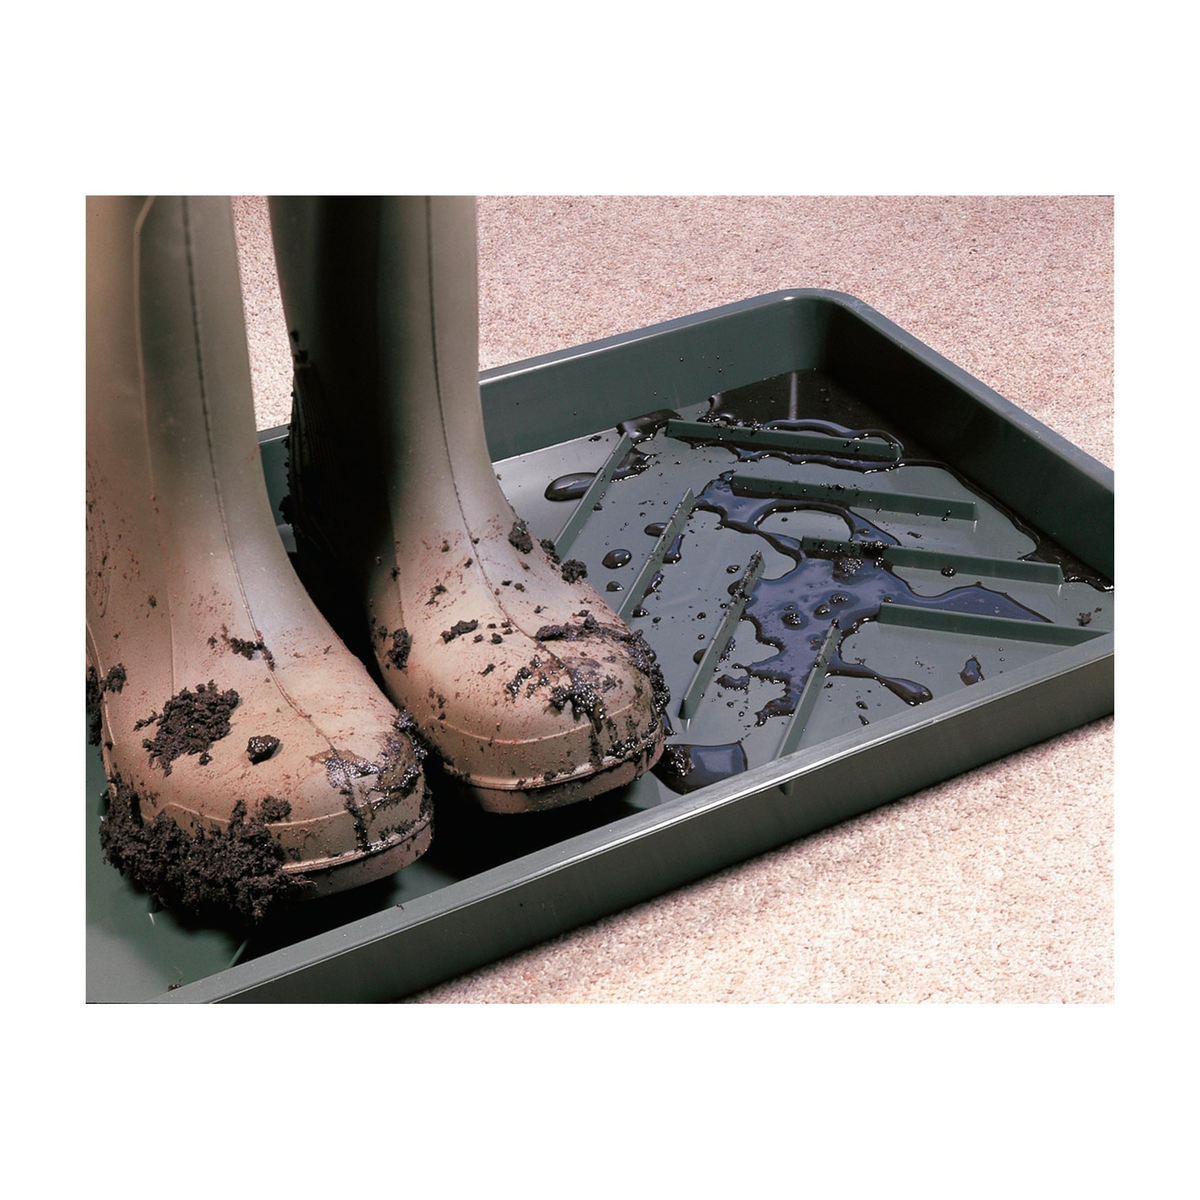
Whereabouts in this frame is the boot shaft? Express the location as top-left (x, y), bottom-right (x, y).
top-left (86, 196), bottom-right (316, 669)
top-left (270, 196), bottom-right (507, 542)
top-left (86, 197), bottom-right (433, 901)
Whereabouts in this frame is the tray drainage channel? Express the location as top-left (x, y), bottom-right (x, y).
top-left (534, 367), bottom-right (1113, 802)
top-left (617, 489), bottom-right (695, 622)
top-left (678, 551), bottom-right (764, 720)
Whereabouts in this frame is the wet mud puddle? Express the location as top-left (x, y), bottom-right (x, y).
top-left (543, 369), bottom-right (1112, 798)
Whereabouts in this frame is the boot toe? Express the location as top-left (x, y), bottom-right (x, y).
top-left (402, 611), bottom-right (668, 812)
top-left (95, 670), bottom-right (430, 918)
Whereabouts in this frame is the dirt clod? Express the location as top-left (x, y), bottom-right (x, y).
top-left (140, 681), bottom-right (240, 775)
top-left (224, 630), bottom-right (276, 669)
top-left (246, 735), bottom-right (281, 764)
top-left (87, 663), bottom-right (128, 745)
top-left (386, 628), bottom-right (413, 670)
top-left (535, 613), bottom-right (600, 642)
top-left (508, 521), bottom-right (534, 554)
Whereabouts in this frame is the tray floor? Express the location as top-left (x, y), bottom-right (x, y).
top-left (502, 368), bottom-right (1111, 803)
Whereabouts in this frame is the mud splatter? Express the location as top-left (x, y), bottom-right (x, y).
top-left (535, 613), bottom-right (601, 642)
top-left (506, 666), bottom-right (533, 699)
top-left (386, 628), bottom-right (413, 670)
top-left (548, 672), bottom-right (606, 727)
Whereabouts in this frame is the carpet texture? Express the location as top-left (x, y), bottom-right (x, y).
top-left (231, 195), bottom-right (1113, 1003)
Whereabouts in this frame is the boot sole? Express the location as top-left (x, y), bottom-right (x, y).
top-left (461, 737), bottom-right (664, 814)
top-left (288, 812), bottom-right (433, 895)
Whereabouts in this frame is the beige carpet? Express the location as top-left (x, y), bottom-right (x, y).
top-left (232, 196), bottom-right (1113, 1003)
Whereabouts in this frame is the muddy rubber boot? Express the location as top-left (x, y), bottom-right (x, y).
top-left (269, 196), bottom-right (667, 813)
top-left (86, 196), bottom-right (431, 922)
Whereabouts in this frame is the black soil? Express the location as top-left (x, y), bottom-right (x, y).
top-left (560, 559), bottom-right (588, 583)
top-left (386, 627), bottom-right (412, 670)
top-left (98, 775), bottom-right (306, 924)
top-left (86, 663), bottom-right (127, 745)
top-left (535, 612), bottom-right (601, 642)
top-left (139, 681), bottom-right (240, 774)
top-left (87, 669), bottom-right (100, 744)
top-left (508, 520), bottom-right (535, 554)
top-left (246, 734), bottom-right (281, 764)
top-left (224, 630), bottom-right (275, 668)
top-left (227, 634), bottom-right (260, 658)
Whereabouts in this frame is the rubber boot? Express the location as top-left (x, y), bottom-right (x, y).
top-left (269, 196), bottom-right (667, 813)
top-left (86, 196), bottom-right (431, 923)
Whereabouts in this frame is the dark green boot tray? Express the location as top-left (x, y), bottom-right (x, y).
top-left (85, 289), bottom-right (1114, 1002)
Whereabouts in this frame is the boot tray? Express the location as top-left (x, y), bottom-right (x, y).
top-left (85, 289), bottom-right (1113, 1002)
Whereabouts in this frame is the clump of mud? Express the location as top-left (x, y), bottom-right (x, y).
top-left (223, 629), bottom-right (275, 668)
top-left (442, 619), bottom-right (479, 643)
top-left (386, 627), bottom-right (412, 670)
top-left (246, 734), bottom-right (280, 764)
top-left (534, 612), bottom-right (600, 642)
top-left (520, 529), bottom-right (584, 581)
top-left (86, 663), bottom-right (127, 746)
top-left (98, 775), bottom-right (306, 924)
top-left (137, 681), bottom-right (240, 774)
top-left (506, 665), bottom-right (534, 700)
top-left (508, 520), bottom-right (535, 554)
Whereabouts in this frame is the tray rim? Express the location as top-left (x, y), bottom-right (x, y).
top-left (474, 286), bottom-right (1112, 487)
top-left (159, 638), bottom-right (1111, 1002)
